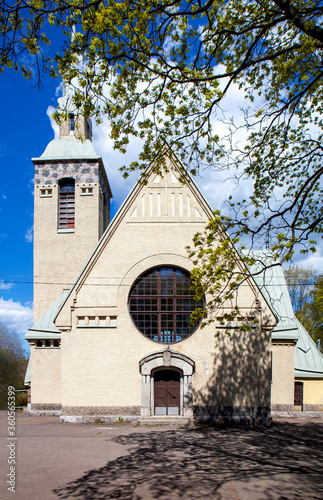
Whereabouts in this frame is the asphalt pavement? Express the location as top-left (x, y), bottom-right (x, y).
top-left (1, 411), bottom-right (323, 499)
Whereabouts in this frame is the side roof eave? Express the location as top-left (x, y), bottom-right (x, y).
top-left (25, 290), bottom-right (69, 340)
top-left (24, 358), bottom-right (31, 385)
top-left (295, 319), bottom-right (323, 378)
top-left (295, 369), bottom-right (323, 378)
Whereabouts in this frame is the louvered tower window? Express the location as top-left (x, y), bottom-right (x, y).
top-left (58, 178), bottom-right (75, 229)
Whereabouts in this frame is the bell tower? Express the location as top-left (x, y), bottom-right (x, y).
top-left (32, 85), bottom-right (112, 320)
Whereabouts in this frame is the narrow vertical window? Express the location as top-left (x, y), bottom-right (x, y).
top-left (58, 179), bottom-right (75, 229)
top-left (69, 114), bottom-right (75, 133)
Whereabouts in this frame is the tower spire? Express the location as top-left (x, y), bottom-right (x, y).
top-left (57, 26), bottom-right (91, 140)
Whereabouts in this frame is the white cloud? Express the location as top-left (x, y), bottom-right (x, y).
top-left (0, 298), bottom-right (33, 335)
top-left (55, 82), bottom-right (64, 97)
top-left (0, 281), bottom-right (14, 290)
top-left (91, 78), bottom-right (251, 215)
top-left (25, 225), bottom-right (33, 243)
top-left (28, 177), bottom-right (35, 197)
top-left (47, 105), bottom-right (59, 140)
top-left (92, 116), bottom-right (142, 211)
top-left (47, 73), bottom-right (322, 259)
top-left (292, 247), bottom-right (323, 271)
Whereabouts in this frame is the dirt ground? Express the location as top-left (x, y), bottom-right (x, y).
top-left (1, 411), bottom-right (323, 499)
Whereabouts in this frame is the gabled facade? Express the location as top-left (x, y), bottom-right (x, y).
top-left (52, 158), bottom-right (276, 422)
top-left (25, 93), bottom-right (323, 423)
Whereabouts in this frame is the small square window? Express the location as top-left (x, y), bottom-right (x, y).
top-left (40, 188), bottom-right (53, 197)
top-left (80, 187), bottom-right (93, 196)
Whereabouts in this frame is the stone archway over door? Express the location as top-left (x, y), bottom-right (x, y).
top-left (139, 350), bottom-right (195, 417)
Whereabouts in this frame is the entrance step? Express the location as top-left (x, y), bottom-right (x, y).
top-left (139, 416), bottom-right (193, 427)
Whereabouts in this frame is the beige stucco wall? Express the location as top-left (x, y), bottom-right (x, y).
top-left (33, 182), bottom-right (105, 320)
top-left (296, 378), bottom-right (323, 405)
top-left (30, 345), bottom-right (61, 406)
top-left (271, 342), bottom-right (295, 408)
top-left (65, 168), bottom-right (265, 314)
top-left (59, 318), bottom-right (271, 410)
top-left (53, 165), bottom-right (274, 413)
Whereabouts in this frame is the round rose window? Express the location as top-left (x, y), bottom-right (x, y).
top-left (128, 266), bottom-right (203, 343)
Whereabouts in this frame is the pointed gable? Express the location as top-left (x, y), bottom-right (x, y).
top-left (124, 154), bottom-right (212, 223)
top-left (55, 149), bottom-right (275, 335)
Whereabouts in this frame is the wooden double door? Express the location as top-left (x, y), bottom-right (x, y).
top-left (154, 369), bottom-right (180, 415)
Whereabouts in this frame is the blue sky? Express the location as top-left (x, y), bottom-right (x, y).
top-left (0, 62), bottom-right (142, 350)
top-left (0, 70), bottom-right (58, 342)
top-left (1, 54), bottom-right (322, 354)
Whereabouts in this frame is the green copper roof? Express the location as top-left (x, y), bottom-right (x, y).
top-left (245, 250), bottom-right (323, 376)
top-left (244, 250), bottom-right (299, 341)
top-left (32, 138), bottom-right (100, 162)
top-left (24, 290), bottom-right (69, 340)
top-left (295, 319), bottom-right (323, 378)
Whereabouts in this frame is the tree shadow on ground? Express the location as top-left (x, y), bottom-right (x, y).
top-left (53, 420), bottom-right (323, 499)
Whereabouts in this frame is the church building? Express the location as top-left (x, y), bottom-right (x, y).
top-left (24, 89), bottom-right (323, 423)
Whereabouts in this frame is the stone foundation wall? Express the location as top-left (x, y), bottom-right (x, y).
top-left (29, 403), bottom-right (62, 416)
top-left (271, 404), bottom-right (294, 413)
top-left (31, 403), bottom-right (62, 411)
top-left (60, 415), bottom-right (140, 424)
top-left (61, 406), bottom-right (141, 416)
top-left (303, 404), bottom-right (323, 412)
top-left (194, 405), bottom-right (271, 424)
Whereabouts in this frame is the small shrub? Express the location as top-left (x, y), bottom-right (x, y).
top-left (16, 391), bottom-right (28, 407)
top-left (94, 418), bottom-right (105, 424)
top-left (116, 417), bottom-right (130, 424)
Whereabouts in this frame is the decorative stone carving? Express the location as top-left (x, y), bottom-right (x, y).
top-left (163, 350), bottom-right (171, 366)
top-left (140, 350), bottom-right (195, 376)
